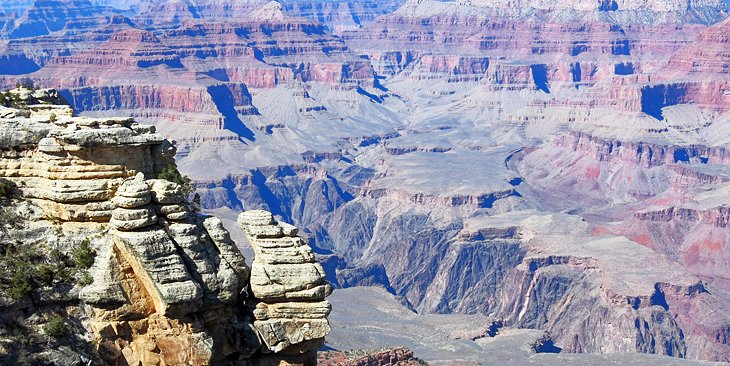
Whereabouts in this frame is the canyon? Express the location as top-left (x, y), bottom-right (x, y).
top-left (1, 0), bottom-right (730, 364)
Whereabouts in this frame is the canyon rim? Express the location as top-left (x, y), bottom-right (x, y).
top-left (1, 0), bottom-right (730, 365)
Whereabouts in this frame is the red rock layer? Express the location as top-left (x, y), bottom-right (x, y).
top-left (667, 18), bottom-right (730, 76)
top-left (318, 348), bottom-right (423, 366)
top-left (344, 11), bottom-right (730, 113)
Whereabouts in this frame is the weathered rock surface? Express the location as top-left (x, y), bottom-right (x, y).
top-left (318, 347), bottom-right (424, 366)
top-left (2, 0), bottom-right (730, 364)
top-left (0, 92), bottom-right (332, 366)
top-left (239, 210), bottom-right (332, 357)
top-left (326, 286), bottom-right (723, 366)
top-left (0, 88), bottom-right (172, 224)
top-left (2, 0), bottom-right (104, 39)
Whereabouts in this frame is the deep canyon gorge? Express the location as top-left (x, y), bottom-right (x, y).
top-left (1, 0), bottom-right (730, 365)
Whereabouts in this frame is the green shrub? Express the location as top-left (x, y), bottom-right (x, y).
top-left (48, 248), bottom-right (75, 284)
top-left (0, 180), bottom-right (13, 199)
top-left (158, 163), bottom-right (194, 196)
top-left (43, 317), bottom-right (69, 338)
top-left (1, 239), bottom-right (99, 300)
top-left (49, 248), bottom-right (66, 264)
top-left (72, 239), bottom-right (96, 269)
top-left (1, 243), bottom-right (84, 299)
top-left (79, 273), bottom-right (93, 286)
top-left (7, 262), bottom-right (33, 300)
top-left (48, 113), bottom-right (57, 123)
top-left (37, 265), bottom-right (56, 287)
top-left (55, 268), bottom-right (75, 285)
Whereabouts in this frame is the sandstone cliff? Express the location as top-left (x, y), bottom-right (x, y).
top-left (0, 88), bottom-right (331, 366)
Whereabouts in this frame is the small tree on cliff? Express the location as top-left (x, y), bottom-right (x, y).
top-left (0, 179), bottom-right (14, 199)
top-left (21, 79), bottom-right (34, 91)
top-left (43, 316), bottom-right (69, 338)
top-left (158, 164), bottom-right (194, 197)
top-left (72, 239), bottom-right (96, 269)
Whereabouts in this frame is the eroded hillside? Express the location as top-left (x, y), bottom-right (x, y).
top-left (1, 0), bottom-right (730, 363)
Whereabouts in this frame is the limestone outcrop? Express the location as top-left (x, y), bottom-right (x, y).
top-left (0, 88), bottom-right (174, 224)
top-left (239, 210), bottom-right (332, 363)
top-left (2, 0), bottom-right (729, 363)
top-left (318, 347), bottom-right (424, 366)
top-left (0, 89), bottom-right (331, 366)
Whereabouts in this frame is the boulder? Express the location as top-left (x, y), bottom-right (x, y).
top-left (147, 179), bottom-right (185, 204)
top-left (110, 207), bottom-right (158, 231)
top-left (111, 195), bottom-right (151, 208)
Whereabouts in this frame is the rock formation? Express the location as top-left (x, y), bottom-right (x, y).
top-left (318, 347), bottom-right (424, 366)
top-left (0, 88), bottom-right (331, 365)
top-left (0, 0), bottom-right (34, 15)
top-left (3, 0), bottom-right (104, 39)
top-left (0, 88), bottom-right (172, 223)
top-left (327, 286), bottom-right (721, 365)
top-left (1, 0), bottom-right (730, 363)
top-left (239, 210), bottom-right (332, 365)
top-left (388, 0), bottom-right (728, 24)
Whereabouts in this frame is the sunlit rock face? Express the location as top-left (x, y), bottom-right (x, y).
top-left (238, 210), bottom-right (332, 364)
top-left (1, 0), bottom-right (730, 363)
top-left (0, 90), bottom-right (330, 366)
top-left (399, 0), bottom-right (728, 23)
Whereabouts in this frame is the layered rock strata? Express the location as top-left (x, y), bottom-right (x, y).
top-left (0, 88), bottom-right (174, 223)
top-left (2, 0), bottom-right (730, 363)
top-left (318, 347), bottom-right (424, 366)
top-left (239, 210), bottom-right (332, 365)
top-left (0, 89), bottom-right (331, 366)
top-left (80, 172), bottom-right (259, 364)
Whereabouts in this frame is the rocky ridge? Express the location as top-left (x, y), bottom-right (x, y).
top-left (1, 0), bottom-right (730, 363)
top-left (0, 88), bottom-right (331, 365)
top-left (392, 0), bottom-right (728, 24)
top-left (327, 286), bottom-right (727, 365)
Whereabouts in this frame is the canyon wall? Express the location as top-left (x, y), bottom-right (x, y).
top-left (1, 0), bottom-right (730, 363)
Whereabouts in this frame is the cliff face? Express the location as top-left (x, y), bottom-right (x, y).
top-left (0, 3), bottom-right (378, 148)
top-left (3, 0), bottom-right (104, 39)
top-left (391, 0), bottom-right (727, 23)
top-left (1, 0), bottom-right (730, 364)
top-left (0, 88), bottom-right (330, 366)
top-left (195, 134), bottom-right (730, 362)
top-left (339, 0), bottom-right (729, 118)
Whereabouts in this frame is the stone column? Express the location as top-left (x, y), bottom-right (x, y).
top-left (238, 210), bottom-right (332, 366)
